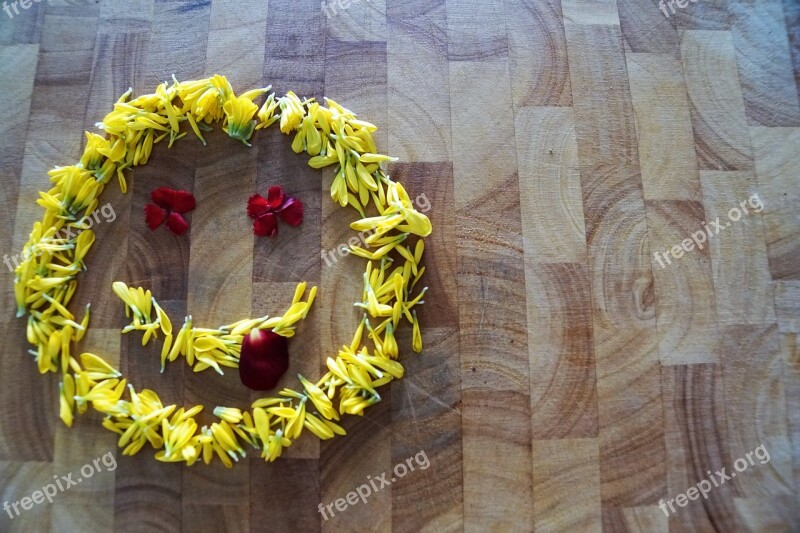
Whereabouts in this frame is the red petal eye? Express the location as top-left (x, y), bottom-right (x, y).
top-left (165, 212), bottom-right (190, 235)
top-left (247, 194), bottom-right (271, 219)
top-left (266, 185), bottom-right (285, 210)
top-left (253, 212), bottom-right (278, 237)
top-left (247, 186), bottom-right (302, 237)
top-left (151, 187), bottom-right (196, 214)
top-left (151, 187), bottom-right (175, 209)
top-left (144, 203), bottom-right (168, 230)
top-left (168, 189), bottom-right (197, 214)
top-left (276, 197), bottom-right (304, 227)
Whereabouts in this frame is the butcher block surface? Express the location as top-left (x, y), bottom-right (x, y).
top-left (1, 0), bottom-right (799, 531)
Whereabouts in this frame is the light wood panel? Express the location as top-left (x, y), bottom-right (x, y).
top-left (0, 0), bottom-right (798, 530)
top-left (681, 29), bottom-right (753, 171)
top-left (750, 126), bottom-right (800, 280)
top-left (449, 57), bottom-right (533, 529)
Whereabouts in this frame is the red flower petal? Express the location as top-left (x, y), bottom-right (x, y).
top-left (239, 329), bottom-right (289, 391)
top-left (276, 197), bottom-right (304, 227)
top-left (168, 189), bottom-right (197, 214)
top-left (150, 187), bottom-right (175, 209)
top-left (151, 187), bottom-right (196, 214)
top-left (247, 194), bottom-right (270, 219)
top-left (253, 212), bottom-right (278, 237)
top-left (266, 185), bottom-right (285, 210)
top-left (165, 212), bottom-right (190, 235)
top-left (144, 203), bottom-right (168, 230)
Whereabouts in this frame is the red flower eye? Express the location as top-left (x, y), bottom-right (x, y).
top-left (247, 194), bottom-right (271, 219)
top-left (252, 212), bottom-right (278, 237)
top-left (165, 212), bottom-right (190, 235)
top-left (144, 203), bottom-right (168, 230)
top-left (276, 197), bottom-right (303, 226)
top-left (247, 186), bottom-right (303, 237)
top-left (151, 187), bottom-right (196, 214)
top-left (266, 185), bottom-right (285, 209)
top-left (145, 187), bottom-right (196, 235)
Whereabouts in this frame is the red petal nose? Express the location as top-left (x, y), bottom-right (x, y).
top-left (239, 329), bottom-right (289, 391)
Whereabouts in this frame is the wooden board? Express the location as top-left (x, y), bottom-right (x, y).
top-left (1, 0), bottom-right (798, 531)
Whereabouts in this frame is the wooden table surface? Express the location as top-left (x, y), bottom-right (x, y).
top-left (1, 0), bottom-right (799, 531)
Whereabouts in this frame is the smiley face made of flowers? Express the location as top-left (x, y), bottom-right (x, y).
top-left (13, 75), bottom-right (430, 466)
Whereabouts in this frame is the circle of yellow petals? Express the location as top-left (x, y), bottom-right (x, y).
top-left (12, 74), bottom-right (431, 467)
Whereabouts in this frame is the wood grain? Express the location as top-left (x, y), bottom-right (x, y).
top-left (564, 20), bottom-right (665, 523)
top-left (391, 327), bottom-right (463, 532)
top-left (525, 262), bottom-right (597, 439)
top-left (532, 438), bottom-right (602, 530)
top-left (505, 0), bottom-right (572, 107)
top-left (750, 126), bottom-right (800, 280)
top-left (387, 2), bottom-right (451, 162)
top-left (661, 363), bottom-right (736, 530)
top-left (617, 0), bottom-right (679, 56)
top-left (1, 0), bottom-right (798, 530)
top-left (449, 58), bottom-right (533, 528)
top-left (731, 0), bottom-right (800, 127)
top-left (721, 324), bottom-right (797, 527)
top-left (515, 107), bottom-right (586, 264)
top-left (681, 30), bottom-right (753, 171)
top-left (699, 170), bottom-right (775, 326)
top-left (645, 200), bottom-right (719, 365)
top-left (626, 53), bottom-right (699, 201)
